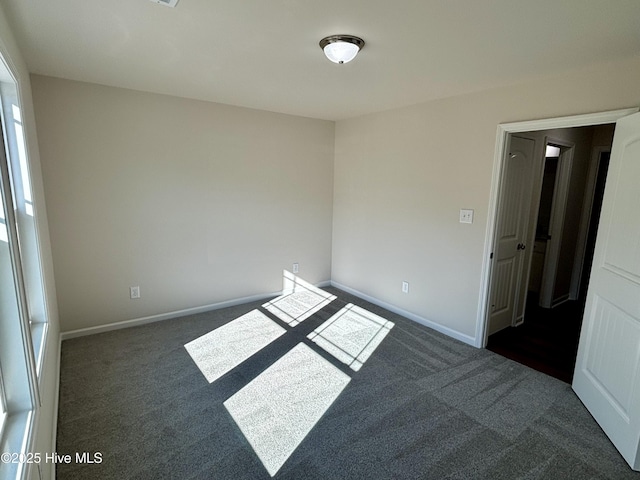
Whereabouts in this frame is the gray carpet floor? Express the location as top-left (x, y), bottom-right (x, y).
top-left (56, 287), bottom-right (640, 479)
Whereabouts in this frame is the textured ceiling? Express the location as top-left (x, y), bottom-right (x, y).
top-left (3, 0), bottom-right (640, 120)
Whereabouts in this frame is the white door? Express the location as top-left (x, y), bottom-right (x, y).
top-left (539, 142), bottom-right (574, 308)
top-left (573, 112), bottom-right (640, 471)
top-left (488, 135), bottom-right (535, 335)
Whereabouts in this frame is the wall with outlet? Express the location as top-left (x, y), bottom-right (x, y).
top-left (32, 76), bottom-right (334, 331)
top-left (29, 56), bottom-right (640, 344)
top-left (332, 55), bottom-right (640, 341)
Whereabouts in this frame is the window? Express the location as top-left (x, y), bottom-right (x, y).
top-left (0, 176), bottom-right (7, 438)
top-left (0, 89), bottom-right (48, 376)
top-left (0, 52), bottom-right (47, 480)
top-left (0, 366), bottom-right (7, 439)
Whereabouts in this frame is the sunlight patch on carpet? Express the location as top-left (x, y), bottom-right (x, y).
top-left (184, 309), bottom-right (286, 383)
top-left (224, 343), bottom-right (350, 476)
top-left (307, 304), bottom-right (394, 371)
top-left (262, 270), bottom-right (336, 326)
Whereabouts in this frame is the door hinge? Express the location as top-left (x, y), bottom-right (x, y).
top-left (490, 252), bottom-right (494, 259)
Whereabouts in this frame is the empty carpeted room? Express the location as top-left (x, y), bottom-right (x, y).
top-left (1, 1), bottom-right (640, 479)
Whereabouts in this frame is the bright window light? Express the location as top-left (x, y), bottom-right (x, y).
top-left (546, 145), bottom-right (561, 157)
top-left (0, 181), bottom-right (6, 243)
top-left (224, 343), bottom-right (350, 476)
top-left (308, 304), bottom-right (394, 371)
top-left (262, 270), bottom-right (336, 326)
top-left (185, 272), bottom-right (396, 477)
top-left (0, 368), bottom-right (7, 439)
top-left (184, 309), bottom-right (285, 383)
top-left (0, 55), bottom-right (47, 475)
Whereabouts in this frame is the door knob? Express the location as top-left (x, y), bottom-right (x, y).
top-left (517, 243), bottom-right (526, 250)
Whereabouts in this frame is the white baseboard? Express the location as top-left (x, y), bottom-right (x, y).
top-left (59, 278), bottom-right (473, 348)
top-left (60, 291), bottom-right (281, 340)
top-left (551, 294), bottom-right (571, 309)
top-left (60, 280), bottom-right (333, 341)
top-left (330, 281), bottom-right (477, 347)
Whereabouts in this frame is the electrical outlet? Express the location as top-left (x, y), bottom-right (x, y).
top-left (402, 281), bottom-right (409, 294)
top-left (130, 286), bottom-right (140, 299)
top-left (293, 263), bottom-right (299, 274)
top-left (460, 209), bottom-right (474, 224)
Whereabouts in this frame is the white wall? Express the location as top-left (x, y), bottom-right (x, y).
top-left (332, 56), bottom-right (640, 342)
top-left (0, 5), bottom-right (60, 480)
top-left (28, 55), bottom-right (640, 346)
top-left (31, 75), bottom-right (335, 332)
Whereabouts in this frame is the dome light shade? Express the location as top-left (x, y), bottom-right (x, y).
top-left (319, 35), bottom-right (365, 64)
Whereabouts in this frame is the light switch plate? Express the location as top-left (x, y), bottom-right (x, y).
top-left (460, 209), bottom-right (474, 224)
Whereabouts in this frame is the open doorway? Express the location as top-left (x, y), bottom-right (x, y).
top-left (486, 124), bottom-right (614, 383)
top-left (479, 109), bottom-right (640, 470)
top-left (528, 151), bottom-right (558, 299)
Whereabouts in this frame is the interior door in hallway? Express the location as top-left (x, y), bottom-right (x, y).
top-left (573, 111), bottom-right (640, 471)
top-left (488, 135), bottom-right (535, 335)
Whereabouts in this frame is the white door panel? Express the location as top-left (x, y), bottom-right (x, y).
top-left (573, 112), bottom-right (640, 470)
top-left (604, 137), bottom-right (640, 279)
top-left (539, 141), bottom-right (574, 308)
top-left (488, 135), bottom-right (535, 335)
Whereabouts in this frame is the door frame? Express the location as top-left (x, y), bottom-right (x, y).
top-left (539, 137), bottom-right (575, 308)
top-left (570, 145), bottom-right (612, 299)
top-left (475, 107), bottom-right (639, 348)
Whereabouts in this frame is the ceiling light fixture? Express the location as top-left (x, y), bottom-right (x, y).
top-left (319, 35), bottom-right (365, 64)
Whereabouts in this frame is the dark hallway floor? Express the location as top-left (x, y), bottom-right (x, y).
top-left (487, 296), bottom-right (585, 384)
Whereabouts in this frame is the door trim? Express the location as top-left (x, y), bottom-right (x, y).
top-left (475, 107), bottom-right (639, 348)
top-left (539, 137), bottom-right (575, 308)
top-left (570, 146), bottom-right (612, 299)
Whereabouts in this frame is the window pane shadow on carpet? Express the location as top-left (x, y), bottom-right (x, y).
top-left (55, 287), bottom-right (640, 480)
